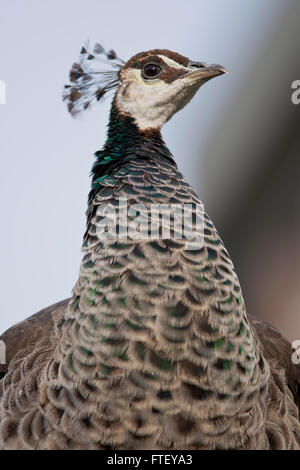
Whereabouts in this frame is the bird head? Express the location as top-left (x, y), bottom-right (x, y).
top-left (115, 49), bottom-right (227, 130)
top-left (64, 43), bottom-right (227, 130)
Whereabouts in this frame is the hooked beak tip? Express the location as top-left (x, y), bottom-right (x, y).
top-left (185, 63), bottom-right (228, 82)
top-left (216, 65), bottom-right (228, 75)
top-left (206, 64), bottom-right (228, 76)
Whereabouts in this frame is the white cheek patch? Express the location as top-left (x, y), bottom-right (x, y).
top-left (128, 68), bottom-right (150, 85)
top-left (117, 80), bottom-right (181, 129)
top-left (116, 66), bottom-right (203, 130)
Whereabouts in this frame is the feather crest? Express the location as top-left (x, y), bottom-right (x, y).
top-left (63, 40), bottom-right (124, 116)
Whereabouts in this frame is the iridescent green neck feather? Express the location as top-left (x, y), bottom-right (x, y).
top-left (89, 101), bottom-right (175, 206)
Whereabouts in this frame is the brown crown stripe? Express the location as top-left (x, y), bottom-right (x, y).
top-left (125, 51), bottom-right (189, 84)
top-left (125, 49), bottom-right (189, 69)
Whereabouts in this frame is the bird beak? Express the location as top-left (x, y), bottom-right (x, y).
top-left (184, 63), bottom-right (228, 84)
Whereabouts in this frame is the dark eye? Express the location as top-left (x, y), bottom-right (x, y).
top-left (142, 63), bottom-right (162, 80)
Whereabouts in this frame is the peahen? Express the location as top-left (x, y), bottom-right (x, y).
top-left (0, 43), bottom-right (299, 450)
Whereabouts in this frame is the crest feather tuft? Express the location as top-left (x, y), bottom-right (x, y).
top-left (63, 40), bottom-right (124, 116)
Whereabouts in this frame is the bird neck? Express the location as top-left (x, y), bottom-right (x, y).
top-left (88, 100), bottom-right (175, 204)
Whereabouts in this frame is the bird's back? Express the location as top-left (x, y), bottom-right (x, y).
top-left (1, 158), bottom-right (300, 449)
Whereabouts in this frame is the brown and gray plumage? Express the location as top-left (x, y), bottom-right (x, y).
top-left (0, 44), bottom-right (300, 450)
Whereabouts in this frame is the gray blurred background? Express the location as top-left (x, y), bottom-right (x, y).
top-left (0, 0), bottom-right (299, 340)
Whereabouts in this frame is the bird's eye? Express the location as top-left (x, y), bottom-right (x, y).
top-left (142, 63), bottom-right (162, 80)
